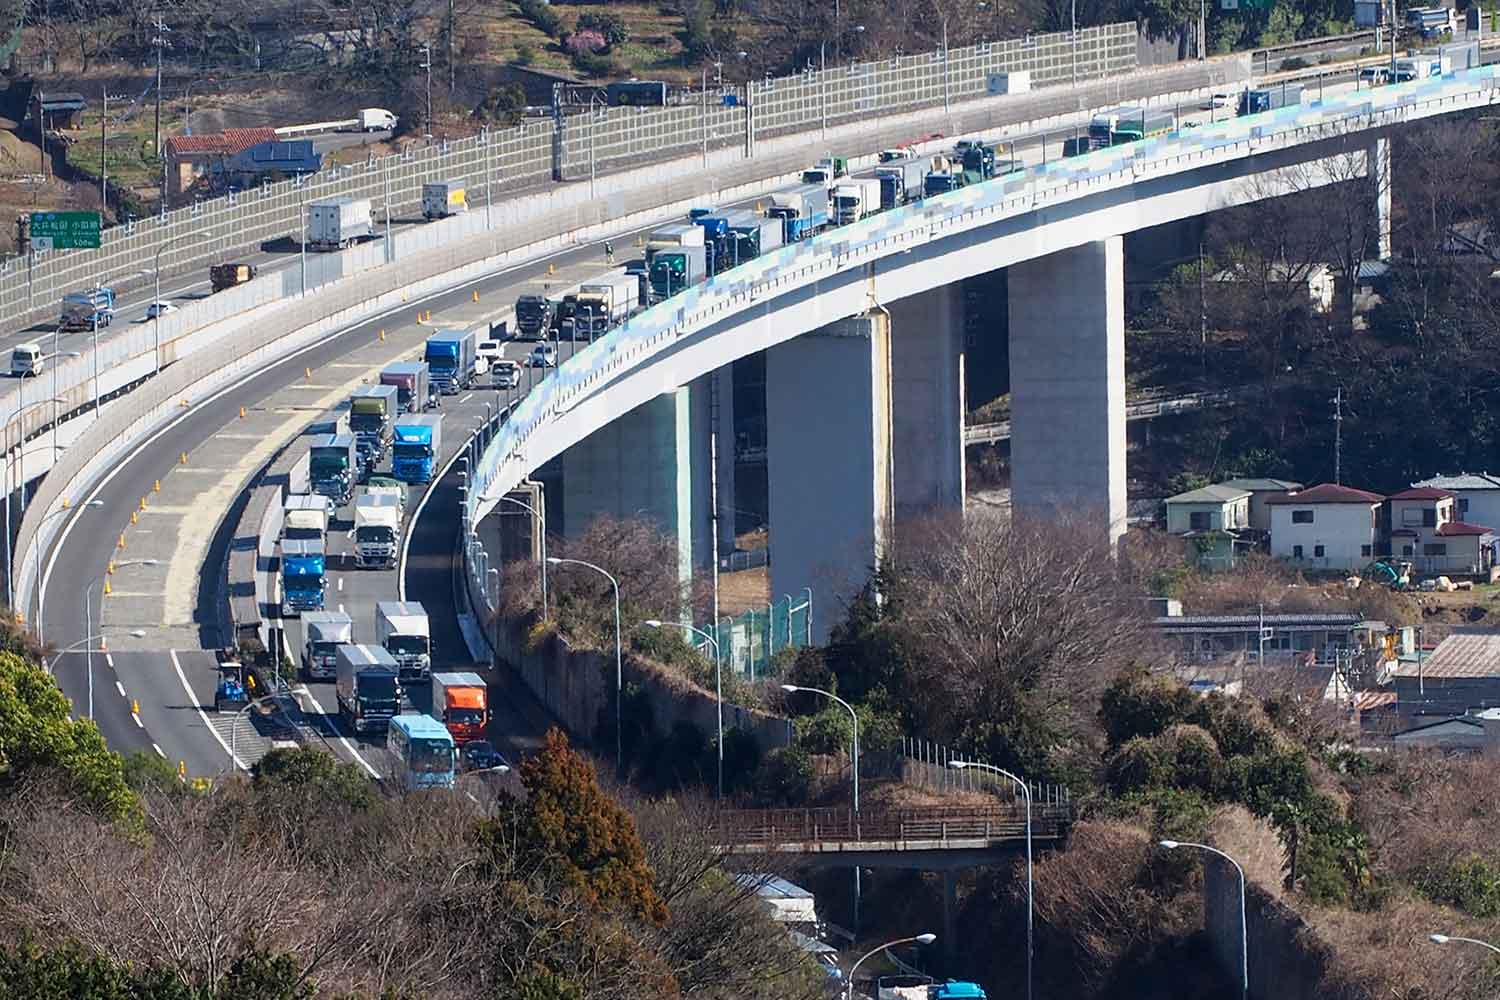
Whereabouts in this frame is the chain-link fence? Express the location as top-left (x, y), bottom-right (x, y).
top-left (0, 23), bottom-right (1139, 333)
top-left (708, 587), bottom-right (812, 678)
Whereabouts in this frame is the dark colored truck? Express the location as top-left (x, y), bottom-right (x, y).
top-left (514, 295), bottom-right (552, 341)
top-left (210, 263), bottom-right (258, 292)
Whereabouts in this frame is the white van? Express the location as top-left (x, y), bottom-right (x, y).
top-left (10, 343), bottom-right (43, 377)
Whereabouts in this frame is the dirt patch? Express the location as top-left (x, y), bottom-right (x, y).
top-left (717, 565), bottom-right (769, 617)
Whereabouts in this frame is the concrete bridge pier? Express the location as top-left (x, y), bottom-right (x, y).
top-left (1008, 236), bottom-right (1127, 542)
top-left (560, 382), bottom-right (716, 586)
top-left (888, 283), bottom-right (967, 518)
top-left (1373, 136), bottom-right (1392, 261)
top-left (765, 313), bottom-right (893, 643)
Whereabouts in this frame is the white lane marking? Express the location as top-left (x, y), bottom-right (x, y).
top-left (115, 680), bottom-right (126, 698)
top-left (153, 743), bottom-right (166, 758)
top-left (168, 649), bottom-right (248, 772)
top-left (105, 653), bottom-right (114, 667)
top-left (338, 576), bottom-right (344, 592)
top-left (298, 687), bottom-right (381, 779)
top-left (132, 713), bottom-right (143, 728)
top-left (338, 603), bottom-right (345, 615)
top-left (459, 393), bottom-right (473, 404)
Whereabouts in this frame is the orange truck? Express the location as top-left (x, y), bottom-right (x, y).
top-left (430, 671), bottom-right (488, 744)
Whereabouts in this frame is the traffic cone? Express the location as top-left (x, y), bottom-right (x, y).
top-left (117, 533), bottom-right (126, 550)
top-left (139, 496), bottom-right (147, 511)
top-left (103, 579), bottom-right (112, 595)
top-left (472, 290), bottom-right (479, 302)
top-left (239, 406), bottom-right (246, 419)
top-left (180, 452), bottom-right (188, 464)
top-left (547, 263), bottom-right (556, 275)
top-left (130, 511), bottom-right (137, 525)
top-left (153, 479), bottom-right (160, 493)
top-left (379, 329), bottom-right (386, 342)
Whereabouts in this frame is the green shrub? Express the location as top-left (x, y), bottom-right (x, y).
top-left (1099, 668), bottom-right (1196, 747)
top-left (1188, 692), bottom-right (1278, 759)
top-left (1106, 736), bottom-right (1174, 794)
top-left (571, 50), bottom-right (622, 78)
top-left (1416, 855), bottom-right (1500, 917)
top-left (796, 706), bottom-right (853, 755)
top-left (1281, 56), bottom-right (1310, 70)
top-left (755, 746), bottom-right (814, 806)
top-left (518, 0), bottom-right (562, 37)
top-left (514, 42), bottom-right (536, 65)
top-left (576, 10), bottom-right (629, 47)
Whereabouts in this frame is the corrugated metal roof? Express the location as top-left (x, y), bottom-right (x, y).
top-left (1394, 632), bottom-right (1500, 678)
top-left (1156, 612), bottom-right (1367, 629)
top-left (1167, 484), bottom-right (1252, 504)
top-left (1414, 473), bottom-right (1500, 492)
top-left (1221, 478), bottom-right (1304, 492)
top-left (1353, 690), bottom-right (1396, 712)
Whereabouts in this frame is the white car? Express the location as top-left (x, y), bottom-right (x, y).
top-left (1209, 92), bottom-right (1233, 110)
top-left (527, 344), bottom-right (558, 368)
top-left (477, 338), bottom-right (503, 362)
top-left (145, 301), bottom-right (178, 319)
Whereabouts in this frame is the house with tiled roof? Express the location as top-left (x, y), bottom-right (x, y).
top-left (1266, 483), bottom-right (1384, 571)
top-left (1411, 473), bottom-right (1500, 530)
top-left (164, 127), bottom-right (278, 204)
top-left (1388, 486), bottom-right (1496, 575)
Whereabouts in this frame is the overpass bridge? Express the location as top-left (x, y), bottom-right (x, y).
top-left (964, 389), bottom-right (1239, 446)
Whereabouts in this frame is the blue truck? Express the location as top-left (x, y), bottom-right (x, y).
top-left (424, 329), bottom-right (478, 395)
top-left (876, 157), bottom-right (926, 210)
top-left (768, 184), bottom-right (830, 243)
top-left (392, 414), bottom-right (443, 484)
top-left (308, 432), bottom-right (357, 506)
top-left (279, 538), bottom-right (327, 616)
top-left (1237, 83), bottom-right (1302, 116)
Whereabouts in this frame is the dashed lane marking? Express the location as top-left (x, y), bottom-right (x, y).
top-left (115, 681), bottom-right (125, 698)
top-left (153, 743), bottom-right (166, 758)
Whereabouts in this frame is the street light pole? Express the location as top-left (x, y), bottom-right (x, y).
top-left (781, 681), bottom-right (862, 930)
top-left (422, 44), bottom-right (434, 136)
top-left (952, 760), bottom-right (1032, 1000)
top-left (34, 499), bottom-right (103, 650)
top-left (1429, 933), bottom-right (1500, 956)
top-left (84, 560), bottom-right (158, 717)
top-left (845, 933), bottom-right (936, 1000)
top-left (548, 557), bottom-right (621, 776)
top-left (1072, 0), bottom-right (1078, 86)
top-left (1162, 840), bottom-right (1248, 1000)
top-left (154, 235), bottom-right (210, 375)
top-left (5, 388), bottom-right (72, 609)
top-left (645, 619), bottom-right (722, 798)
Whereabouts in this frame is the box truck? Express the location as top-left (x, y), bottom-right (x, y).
top-left (431, 671), bottom-right (489, 745)
top-left (336, 644), bottom-right (401, 733)
top-left (307, 197), bottom-right (374, 251)
top-left (575, 273), bottom-right (639, 340)
top-left (831, 177), bottom-right (882, 225)
top-left (376, 600), bottom-right (432, 683)
top-left (422, 178), bottom-right (467, 220)
top-left (380, 362), bottom-right (431, 414)
top-left (424, 329), bottom-right (478, 394)
top-left (301, 610), bottom-right (353, 679)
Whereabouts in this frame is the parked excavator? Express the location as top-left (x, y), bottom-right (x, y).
top-left (1358, 558), bottom-right (1413, 590)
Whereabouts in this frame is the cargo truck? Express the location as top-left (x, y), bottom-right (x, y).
top-left (353, 492), bottom-right (402, 568)
top-left (876, 158), bottom-right (926, 210)
top-left (1088, 106), bottom-right (1136, 149)
top-left (514, 295), bottom-right (553, 340)
top-left (362, 482), bottom-right (407, 517)
top-left (59, 287), bottom-right (115, 331)
top-left (209, 263), bottom-right (257, 292)
top-left (301, 610), bottom-right (353, 679)
top-left (307, 197), bottom-right (374, 251)
top-left (336, 643), bottom-right (401, 734)
top-left (376, 600), bottom-right (432, 683)
top-left (725, 211), bottom-right (783, 267)
top-left (349, 383), bottom-right (400, 462)
top-left (801, 157), bottom-right (848, 188)
top-left (422, 178), bottom-right (467, 220)
top-left (430, 671), bottom-right (489, 745)
top-left (380, 362), bottom-right (431, 414)
top-left (575, 273), bottom-right (639, 340)
top-left (282, 494), bottom-right (329, 543)
top-left (694, 211), bottom-right (733, 273)
top-left (832, 177), bottom-right (883, 225)
top-left (960, 141), bottom-right (998, 182)
top-left (279, 538), bottom-right (326, 616)
top-left (924, 154), bottom-right (965, 196)
top-left (308, 433), bottom-right (357, 506)
top-left (1237, 84), bottom-right (1303, 116)
top-left (645, 224), bottom-right (707, 301)
top-left (1108, 106), bottom-right (1175, 144)
top-left (351, 107), bottom-right (398, 132)
top-left (769, 185), bottom-right (830, 243)
top-left (425, 329), bottom-right (478, 394)
top-left (392, 414), bottom-right (442, 484)
top-left (552, 294), bottom-right (580, 340)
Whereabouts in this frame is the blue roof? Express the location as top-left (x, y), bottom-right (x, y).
top-left (931, 983), bottom-right (988, 1000)
top-left (390, 713), bottom-right (453, 741)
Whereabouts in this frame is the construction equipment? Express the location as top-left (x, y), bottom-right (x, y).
top-left (1360, 558), bottom-right (1413, 590)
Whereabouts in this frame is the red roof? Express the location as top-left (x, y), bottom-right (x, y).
top-left (165, 127), bottom-right (277, 158)
top-left (1264, 483), bottom-right (1385, 505)
top-left (1389, 486), bottom-right (1453, 500)
top-left (1438, 520), bottom-right (1494, 537)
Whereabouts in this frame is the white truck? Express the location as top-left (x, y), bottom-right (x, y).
top-left (362, 483), bottom-right (407, 517)
top-left (575, 273), bottom-right (640, 340)
top-left (375, 600), bottom-right (431, 683)
top-left (301, 610), bottom-right (354, 679)
top-left (282, 494), bottom-right (329, 544)
top-left (10, 343), bottom-right (43, 377)
top-left (353, 492), bottom-right (402, 568)
top-left (422, 178), bottom-right (467, 220)
top-left (832, 177), bottom-right (882, 225)
top-left (307, 197), bottom-right (374, 251)
top-left (353, 107), bottom-right (398, 132)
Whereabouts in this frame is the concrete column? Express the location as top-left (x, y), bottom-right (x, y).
top-left (766, 314), bottom-right (893, 643)
top-left (942, 870), bottom-right (958, 966)
top-left (888, 283), bottom-right (966, 516)
top-left (1009, 236), bottom-right (1127, 542)
top-left (561, 385), bottom-right (709, 586)
top-left (714, 365), bottom-right (738, 556)
top-left (1372, 136), bottom-right (1392, 261)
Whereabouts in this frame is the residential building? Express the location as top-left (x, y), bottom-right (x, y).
top-left (1165, 484), bottom-right (1251, 535)
top-left (29, 91), bottom-right (86, 132)
top-left (1266, 483), bottom-right (1383, 571)
top-left (1391, 709), bottom-right (1500, 753)
top-left (1393, 629), bottom-right (1500, 721)
top-left (164, 127), bottom-right (278, 204)
top-left (1411, 473), bottom-right (1500, 531)
top-left (1155, 609), bottom-right (1388, 664)
top-left (1220, 477), bottom-right (1304, 532)
top-left (1387, 485), bottom-right (1495, 575)
top-left (220, 139), bottom-right (322, 187)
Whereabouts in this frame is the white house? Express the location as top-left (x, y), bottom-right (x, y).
top-left (1164, 484), bottom-right (1252, 534)
top-left (1266, 483), bottom-right (1384, 571)
top-left (1389, 484), bottom-right (1498, 574)
top-left (1410, 473), bottom-right (1500, 531)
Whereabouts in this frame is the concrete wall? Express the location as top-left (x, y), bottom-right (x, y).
top-left (1009, 236), bottom-right (1127, 540)
top-left (888, 284), bottom-right (966, 517)
top-left (1203, 860), bottom-right (1333, 1000)
top-left (766, 315), bottom-right (892, 642)
top-left (490, 614), bottom-right (792, 755)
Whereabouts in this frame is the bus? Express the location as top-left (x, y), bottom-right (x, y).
top-left (387, 713), bottom-right (457, 790)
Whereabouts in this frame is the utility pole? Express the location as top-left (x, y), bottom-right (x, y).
top-left (421, 44), bottom-right (433, 136)
top-left (99, 89), bottom-right (108, 211)
top-left (151, 13), bottom-right (169, 160)
top-left (1331, 386), bottom-right (1344, 485)
top-left (448, 0), bottom-right (456, 93)
top-left (1198, 242), bottom-right (1207, 377)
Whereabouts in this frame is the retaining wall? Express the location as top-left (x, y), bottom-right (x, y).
top-left (1204, 861), bottom-right (1335, 1000)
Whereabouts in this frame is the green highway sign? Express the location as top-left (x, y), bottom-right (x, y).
top-left (30, 210), bottom-right (101, 250)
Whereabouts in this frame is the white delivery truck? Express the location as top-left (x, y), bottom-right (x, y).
top-left (831, 177), bottom-right (882, 225)
top-left (362, 483), bottom-right (407, 517)
top-left (575, 272), bottom-right (640, 340)
top-left (10, 343), bottom-right (43, 377)
top-left (354, 108), bottom-right (398, 132)
top-left (301, 610), bottom-right (354, 679)
top-left (422, 178), bottom-right (467, 220)
top-left (375, 600), bottom-right (431, 683)
top-left (307, 197), bottom-right (374, 251)
top-left (353, 492), bottom-right (402, 568)
top-left (282, 494), bottom-right (329, 544)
